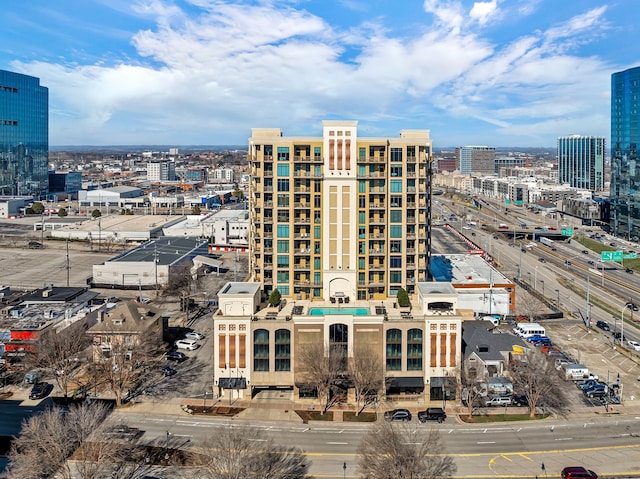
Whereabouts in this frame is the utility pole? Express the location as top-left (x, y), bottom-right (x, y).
top-left (66, 238), bottom-right (70, 287)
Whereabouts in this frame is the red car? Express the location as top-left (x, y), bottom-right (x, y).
top-left (561, 466), bottom-right (597, 479)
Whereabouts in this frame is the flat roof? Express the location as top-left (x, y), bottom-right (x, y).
top-left (219, 282), bottom-right (261, 296)
top-left (430, 254), bottom-right (510, 285)
top-left (55, 214), bottom-right (183, 233)
top-left (417, 282), bottom-right (456, 295)
top-left (110, 237), bottom-right (208, 265)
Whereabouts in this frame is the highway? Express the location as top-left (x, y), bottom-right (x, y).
top-left (113, 409), bottom-right (640, 478)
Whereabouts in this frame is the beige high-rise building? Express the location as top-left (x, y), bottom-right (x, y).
top-left (248, 120), bottom-right (434, 302)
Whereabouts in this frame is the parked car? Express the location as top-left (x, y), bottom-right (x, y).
top-left (528, 335), bottom-right (551, 344)
top-left (595, 320), bottom-right (610, 331)
top-left (29, 382), bottom-right (52, 400)
top-left (561, 466), bottom-right (598, 479)
top-left (165, 351), bottom-right (187, 362)
top-left (105, 424), bottom-right (143, 440)
top-left (576, 379), bottom-right (601, 391)
top-left (512, 394), bottom-right (528, 407)
top-left (161, 365), bottom-right (177, 377)
top-left (484, 396), bottom-right (512, 407)
top-left (185, 331), bottom-right (205, 340)
top-left (583, 383), bottom-right (608, 398)
top-left (417, 407), bottom-right (447, 423)
top-left (384, 409), bottom-right (412, 422)
top-left (627, 340), bottom-right (640, 351)
top-left (175, 339), bottom-right (198, 350)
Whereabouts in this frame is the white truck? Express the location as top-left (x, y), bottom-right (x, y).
top-left (540, 237), bottom-right (554, 248)
top-left (563, 364), bottom-right (590, 381)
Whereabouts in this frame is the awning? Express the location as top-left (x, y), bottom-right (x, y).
top-left (387, 376), bottom-right (424, 389)
top-left (218, 377), bottom-right (247, 389)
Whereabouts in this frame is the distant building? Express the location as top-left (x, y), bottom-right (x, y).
top-left (213, 168), bottom-right (234, 182)
top-left (456, 146), bottom-right (495, 175)
top-left (611, 66), bottom-right (640, 239)
top-left (0, 70), bottom-right (49, 197)
top-left (48, 171), bottom-right (82, 199)
top-left (147, 160), bottom-right (176, 181)
top-left (557, 135), bottom-right (605, 191)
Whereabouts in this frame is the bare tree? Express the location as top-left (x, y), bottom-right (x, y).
top-left (517, 292), bottom-right (545, 323)
top-left (458, 371), bottom-right (485, 419)
top-left (4, 402), bottom-right (146, 479)
top-left (195, 425), bottom-right (309, 479)
top-left (357, 421), bottom-right (457, 479)
top-left (348, 344), bottom-right (384, 415)
top-left (34, 322), bottom-right (90, 399)
top-left (93, 328), bottom-right (163, 407)
top-left (296, 341), bottom-right (342, 414)
top-left (509, 349), bottom-right (564, 418)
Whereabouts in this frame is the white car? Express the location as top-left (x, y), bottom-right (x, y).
top-left (185, 331), bottom-right (204, 340)
top-left (175, 339), bottom-right (198, 350)
top-left (627, 340), bottom-right (640, 352)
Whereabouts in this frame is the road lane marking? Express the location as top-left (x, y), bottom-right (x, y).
top-left (477, 441), bottom-right (495, 444)
top-left (555, 438), bottom-right (573, 441)
top-left (327, 442), bottom-right (348, 445)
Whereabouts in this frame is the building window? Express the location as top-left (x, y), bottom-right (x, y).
top-left (390, 271), bottom-right (402, 283)
top-left (329, 323), bottom-right (348, 371)
top-left (275, 329), bottom-right (291, 371)
top-left (277, 179), bottom-right (290, 192)
top-left (407, 328), bottom-right (423, 371)
top-left (390, 210), bottom-right (402, 222)
top-left (389, 225), bottom-right (402, 238)
top-left (359, 147), bottom-right (366, 160)
top-left (314, 147), bottom-right (321, 157)
top-left (277, 255), bottom-right (289, 267)
top-left (386, 329), bottom-right (402, 371)
top-left (314, 226), bottom-right (321, 238)
top-left (277, 225), bottom-right (289, 238)
top-left (277, 194), bottom-right (289, 207)
top-left (277, 271), bottom-right (289, 283)
top-left (314, 258), bottom-right (321, 269)
top-left (277, 146), bottom-right (289, 161)
top-left (390, 165), bottom-right (402, 177)
top-left (277, 164), bottom-right (290, 176)
top-left (390, 256), bottom-right (402, 268)
top-left (391, 147), bottom-right (403, 162)
top-left (390, 180), bottom-right (402, 193)
top-left (277, 240), bottom-right (289, 253)
top-left (254, 329), bottom-right (269, 371)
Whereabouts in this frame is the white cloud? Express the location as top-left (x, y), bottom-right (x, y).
top-left (469, 0), bottom-right (498, 26)
top-left (10, 0), bottom-right (618, 145)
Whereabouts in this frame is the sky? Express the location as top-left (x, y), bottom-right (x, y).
top-left (1, 0), bottom-right (638, 147)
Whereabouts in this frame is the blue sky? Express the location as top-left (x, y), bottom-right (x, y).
top-left (1, 0), bottom-right (638, 147)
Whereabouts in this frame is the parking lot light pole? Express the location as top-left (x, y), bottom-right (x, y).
top-left (621, 303), bottom-right (632, 346)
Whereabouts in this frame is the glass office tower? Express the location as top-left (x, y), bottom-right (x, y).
top-left (0, 70), bottom-right (49, 197)
top-left (557, 135), bottom-right (605, 191)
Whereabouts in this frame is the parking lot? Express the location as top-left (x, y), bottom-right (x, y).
top-left (539, 319), bottom-right (640, 407)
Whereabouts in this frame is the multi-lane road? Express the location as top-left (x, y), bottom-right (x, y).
top-left (114, 408), bottom-right (640, 478)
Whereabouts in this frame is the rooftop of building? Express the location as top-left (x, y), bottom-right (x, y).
top-left (19, 286), bottom-right (97, 304)
top-left (430, 254), bottom-right (511, 285)
top-left (109, 237), bottom-right (208, 265)
top-left (54, 214), bottom-right (183, 234)
top-left (219, 282), bottom-right (261, 296)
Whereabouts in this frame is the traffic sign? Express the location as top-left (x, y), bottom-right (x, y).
top-left (561, 228), bottom-right (574, 236)
top-left (623, 253), bottom-right (637, 259)
top-left (601, 250), bottom-right (623, 262)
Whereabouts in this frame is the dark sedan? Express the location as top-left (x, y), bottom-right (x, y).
top-left (29, 382), bottom-right (52, 400)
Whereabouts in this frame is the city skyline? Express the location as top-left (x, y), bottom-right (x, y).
top-left (1, 0), bottom-right (637, 147)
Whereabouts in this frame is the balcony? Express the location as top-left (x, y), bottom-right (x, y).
top-left (368, 263), bottom-right (385, 270)
top-left (264, 186), bottom-right (273, 192)
top-left (294, 187), bottom-right (308, 192)
top-left (294, 156), bottom-right (312, 162)
top-left (406, 171), bottom-right (416, 178)
top-left (369, 203), bottom-right (385, 209)
top-left (294, 263), bottom-right (310, 271)
top-left (368, 216), bottom-right (385, 225)
top-left (294, 217), bottom-right (311, 224)
top-left (294, 171), bottom-right (311, 177)
top-left (369, 249), bottom-right (385, 255)
top-left (407, 155), bottom-right (416, 163)
top-left (263, 170), bottom-right (273, 177)
top-left (294, 202), bottom-right (309, 208)
top-left (263, 217), bottom-right (273, 224)
top-left (295, 248), bottom-right (311, 255)
top-left (311, 156), bottom-right (324, 163)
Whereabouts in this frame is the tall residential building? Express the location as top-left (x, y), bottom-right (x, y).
top-left (557, 135), bottom-right (605, 191)
top-left (147, 159), bottom-right (176, 181)
top-left (0, 70), bottom-right (49, 197)
top-left (248, 120), bottom-right (433, 301)
top-left (455, 146), bottom-right (495, 175)
top-left (611, 66), bottom-right (640, 240)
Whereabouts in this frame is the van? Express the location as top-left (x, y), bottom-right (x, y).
top-left (513, 323), bottom-right (546, 339)
top-left (484, 396), bottom-right (512, 407)
top-left (481, 316), bottom-right (500, 327)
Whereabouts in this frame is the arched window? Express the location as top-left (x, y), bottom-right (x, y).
top-left (329, 323), bottom-right (348, 371)
top-left (386, 329), bottom-right (402, 371)
top-left (407, 328), bottom-right (423, 370)
top-left (253, 329), bottom-right (269, 372)
top-left (275, 329), bottom-right (291, 372)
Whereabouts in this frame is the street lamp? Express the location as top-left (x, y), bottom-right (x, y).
top-left (540, 280), bottom-right (545, 297)
top-left (165, 431), bottom-right (171, 459)
top-left (621, 303), bottom-right (633, 345)
top-left (534, 266), bottom-right (539, 290)
top-left (343, 462), bottom-right (347, 479)
top-left (555, 289), bottom-right (560, 308)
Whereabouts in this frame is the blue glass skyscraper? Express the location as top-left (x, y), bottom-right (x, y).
top-left (0, 70), bottom-right (49, 197)
top-left (611, 66), bottom-right (640, 240)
